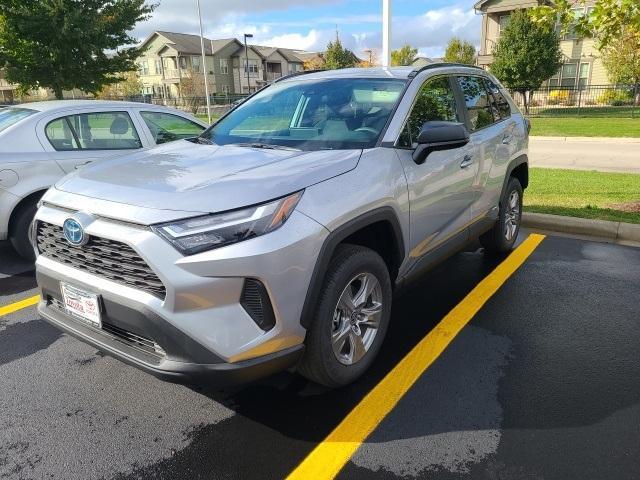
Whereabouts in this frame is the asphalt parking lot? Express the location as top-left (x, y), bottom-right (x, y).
top-left (1, 232), bottom-right (639, 480)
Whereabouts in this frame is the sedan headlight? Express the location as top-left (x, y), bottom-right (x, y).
top-left (152, 191), bottom-right (303, 255)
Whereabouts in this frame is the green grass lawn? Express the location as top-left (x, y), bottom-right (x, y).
top-left (524, 168), bottom-right (640, 224)
top-left (529, 117), bottom-right (640, 137)
top-left (196, 113), bottom-right (222, 124)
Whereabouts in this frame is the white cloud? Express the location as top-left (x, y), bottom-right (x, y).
top-left (131, 2), bottom-right (481, 59)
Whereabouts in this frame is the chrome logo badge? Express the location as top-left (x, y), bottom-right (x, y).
top-left (63, 218), bottom-right (85, 246)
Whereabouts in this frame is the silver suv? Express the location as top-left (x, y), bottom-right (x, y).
top-left (34, 65), bottom-right (528, 387)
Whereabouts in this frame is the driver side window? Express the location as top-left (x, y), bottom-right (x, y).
top-left (398, 76), bottom-right (459, 149)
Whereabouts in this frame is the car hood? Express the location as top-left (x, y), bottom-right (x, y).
top-left (55, 140), bottom-right (361, 214)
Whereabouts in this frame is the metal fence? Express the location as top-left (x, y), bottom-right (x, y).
top-left (7, 85), bottom-right (640, 119)
top-left (507, 84), bottom-right (640, 117)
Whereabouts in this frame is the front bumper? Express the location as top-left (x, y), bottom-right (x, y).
top-left (34, 194), bottom-right (328, 383)
top-left (38, 295), bottom-right (303, 384)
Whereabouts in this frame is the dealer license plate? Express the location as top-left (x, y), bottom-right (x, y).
top-left (60, 283), bottom-right (102, 328)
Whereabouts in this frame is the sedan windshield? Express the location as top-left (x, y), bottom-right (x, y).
top-left (0, 107), bottom-right (37, 133)
top-left (201, 78), bottom-right (407, 151)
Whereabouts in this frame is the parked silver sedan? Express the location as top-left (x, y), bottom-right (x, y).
top-left (0, 100), bottom-right (208, 259)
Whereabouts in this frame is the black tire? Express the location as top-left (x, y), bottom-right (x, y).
top-left (298, 244), bottom-right (392, 388)
top-left (480, 176), bottom-right (523, 254)
top-left (9, 200), bottom-right (38, 262)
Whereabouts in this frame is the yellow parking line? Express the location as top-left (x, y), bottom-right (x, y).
top-left (287, 233), bottom-right (546, 480)
top-left (0, 295), bottom-right (41, 318)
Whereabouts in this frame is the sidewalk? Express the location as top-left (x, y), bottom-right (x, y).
top-left (529, 136), bottom-right (640, 174)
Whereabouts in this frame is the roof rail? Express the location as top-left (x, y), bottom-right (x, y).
top-left (273, 69), bottom-right (325, 83)
top-left (408, 62), bottom-right (484, 79)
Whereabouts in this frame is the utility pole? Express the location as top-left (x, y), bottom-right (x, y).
top-left (196, 0), bottom-right (211, 123)
top-left (382, 0), bottom-right (391, 67)
top-left (244, 33), bottom-right (254, 95)
top-left (363, 49), bottom-right (373, 66)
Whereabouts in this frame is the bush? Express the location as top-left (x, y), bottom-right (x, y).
top-left (548, 89), bottom-right (571, 105)
top-left (596, 89), bottom-right (633, 106)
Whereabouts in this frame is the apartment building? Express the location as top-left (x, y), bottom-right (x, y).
top-left (136, 31), bottom-right (319, 98)
top-left (475, 0), bottom-right (608, 87)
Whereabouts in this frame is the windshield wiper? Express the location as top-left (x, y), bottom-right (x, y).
top-left (194, 136), bottom-right (213, 145)
top-left (229, 142), bottom-right (301, 152)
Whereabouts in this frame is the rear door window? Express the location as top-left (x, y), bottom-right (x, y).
top-left (46, 111), bottom-right (142, 151)
top-left (456, 76), bottom-right (496, 131)
top-left (484, 79), bottom-right (511, 120)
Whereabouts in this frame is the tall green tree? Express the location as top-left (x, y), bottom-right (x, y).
top-left (531, 0), bottom-right (640, 49)
top-left (443, 37), bottom-right (477, 65)
top-left (0, 0), bottom-right (155, 99)
top-left (601, 31), bottom-right (640, 103)
top-left (391, 44), bottom-right (418, 66)
top-left (324, 36), bottom-right (359, 70)
top-left (490, 10), bottom-right (562, 114)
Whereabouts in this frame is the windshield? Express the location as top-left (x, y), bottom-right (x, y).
top-left (0, 107), bottom-right (37, 133)
top-left (201, 77), bottom-right (406, 151)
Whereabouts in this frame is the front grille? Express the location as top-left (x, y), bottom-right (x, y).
top-left (48, 296), bottom-right (166, 358)
top-left (37, 221), bottom-right (166, 299)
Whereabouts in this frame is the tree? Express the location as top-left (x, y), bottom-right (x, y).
top-left (530, 0), bottom-right (640, 50)
top-left (443, 37), bottom-right (477, 65)
top-left (601, 31), bottom-right (640, 104)
top-left (391, 45), bottom-right (418, 66)
top-left (303, 56), bottom-right (325, 71)
top-left (96, 70), bottom-right (142, 98)
top-left (0, 0), bottom-right (155, 99)
top-left (490, 10), bottom-right (563, 114)
top-left (324, 36), bottom-right (359, 70)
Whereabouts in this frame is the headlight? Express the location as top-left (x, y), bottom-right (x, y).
top-left (152, 191), bottom-right (303, 255)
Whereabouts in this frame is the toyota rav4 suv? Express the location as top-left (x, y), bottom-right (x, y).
top-left (34, 65), bottom-right (528, 387)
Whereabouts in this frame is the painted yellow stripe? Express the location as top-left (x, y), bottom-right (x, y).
top-left (0, 295), bottom-right (41, 318)
top-left (287, 233), bottom-right (546, 480)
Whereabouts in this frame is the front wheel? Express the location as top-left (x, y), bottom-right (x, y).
top-left (480, 176), bottom-right (523, 254)
top-left (298, 244), bottom-right (392, 387)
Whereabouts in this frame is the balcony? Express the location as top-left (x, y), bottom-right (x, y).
top-left (266, 71), bottom-right (283, 82)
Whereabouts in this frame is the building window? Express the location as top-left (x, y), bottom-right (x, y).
top-left (138, 60), bottom-right (149, 76)
top-left (190, 56), bottom-right (201, 73)
top-left (498, 14), bottom-right (510, 35)
top-left (560, 63), bottom-right (578, 87)
top-left (578, 62), bottom-right (590, 89)
top-left (222, 84), bottom-right (231, 94)
top-left (154, 59), bottom-right (162, 75)
top-left (244, 59), bottom-right (259, 76)
top-left (564, 7), bottom-right (586, 40)
top-left (220, 58), bottom-right (229, 74)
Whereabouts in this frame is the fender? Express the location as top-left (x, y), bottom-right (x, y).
top-left (299, 207), bottom-right (405, 329)
top-left (500, 153), bottom-right (528, 200)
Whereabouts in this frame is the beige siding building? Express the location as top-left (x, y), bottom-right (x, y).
top-left (475, 0), bottom-right (609, 87)
top-left (136, 31), bottom-right (316, 98)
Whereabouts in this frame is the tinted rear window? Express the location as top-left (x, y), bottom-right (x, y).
top-left (0, 108), bottom-right (37, 133)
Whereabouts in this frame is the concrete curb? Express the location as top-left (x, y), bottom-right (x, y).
top-left (530, 136), bottom-right (640, 143)
top-left (522, 212), bottom-right (640, 244)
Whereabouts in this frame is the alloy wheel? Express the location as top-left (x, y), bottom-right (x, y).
top-left (331, 272), bottom-right (383, 366)
top-left (504, 189), bottom-right (520, 242)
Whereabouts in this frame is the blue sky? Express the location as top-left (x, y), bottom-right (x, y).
top-left (132, 0), bottom-right (481, 59)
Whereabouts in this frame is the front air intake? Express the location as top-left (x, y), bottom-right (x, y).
top-left (240, 279), bottom-right (276, 331)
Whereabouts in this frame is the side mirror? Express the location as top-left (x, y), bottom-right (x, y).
top-left (412, 121), bottom-right (470, 164)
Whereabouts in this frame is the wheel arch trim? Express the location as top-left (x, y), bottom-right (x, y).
top-left (299, 207), bottom-right (405, 329)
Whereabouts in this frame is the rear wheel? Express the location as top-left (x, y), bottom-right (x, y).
top-left (480, 176), bottom-right (523, 254)
top-left (9, 199), bottom-right (38, 261)
top-left (298, 244), bottom-right (392, 387)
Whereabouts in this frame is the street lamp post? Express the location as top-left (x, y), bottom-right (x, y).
top-left (196, 0), bottom-right (211, 123)
top-left (244, 33), bottom-right (254, 95)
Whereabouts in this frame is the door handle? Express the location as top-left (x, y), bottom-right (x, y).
top-left (460, 155), bottom-right (474, 168)
top-left (74, 161), bottom-right (93, 170)
top-left (502, 133), bottom-right (513, 144)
